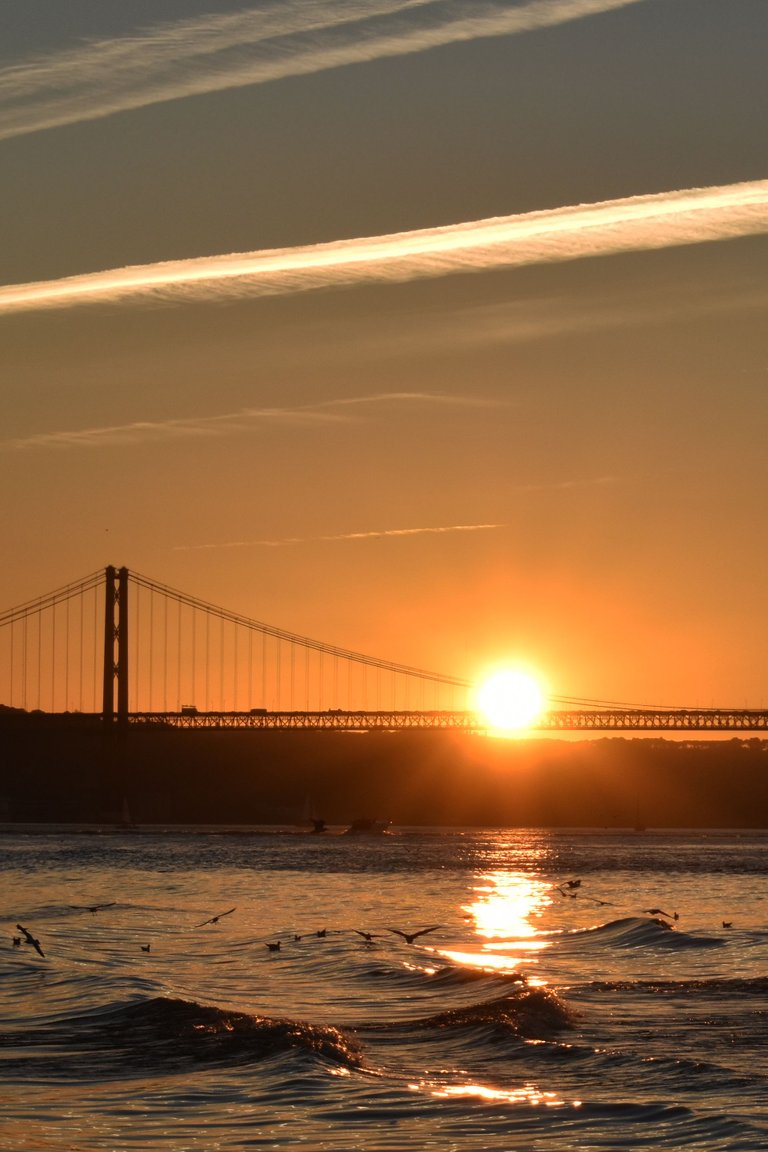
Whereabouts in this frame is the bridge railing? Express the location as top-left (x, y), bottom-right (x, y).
top-left (123, 708), bottom-right (768, 732)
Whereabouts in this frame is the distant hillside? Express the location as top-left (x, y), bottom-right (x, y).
top-left (1, 713), bottom-right (767, 828)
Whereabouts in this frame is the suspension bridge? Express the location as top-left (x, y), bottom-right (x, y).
top-left (1, 566), bottom-right (767, 733)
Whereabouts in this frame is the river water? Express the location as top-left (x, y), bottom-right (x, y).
top-left (1, 825), bottom-right (766, 1150)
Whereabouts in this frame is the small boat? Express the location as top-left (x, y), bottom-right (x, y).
top-left (342, 818), bottom-right (391, 836)
top-left (299, 794), bottom-right (327, 833)
top-left (117, 796), bottom-right (139, 832)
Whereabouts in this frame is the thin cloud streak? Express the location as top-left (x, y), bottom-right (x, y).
top-left (177, 523), bottom-right (510, 551)
top-left (0, 0), bottom-right (644, 141)
top-left (1, 180), bottom-right (767, 316)
top-left (176, 477), bottom-right (620, 551)
top-left (1, 391), bottom-right (496, 452)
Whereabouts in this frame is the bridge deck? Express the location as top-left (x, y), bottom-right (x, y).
top-left (126, 709), bottom-right (768, 732)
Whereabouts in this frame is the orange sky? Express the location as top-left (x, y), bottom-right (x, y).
top-left (1, 0), bottom-right (767, 711)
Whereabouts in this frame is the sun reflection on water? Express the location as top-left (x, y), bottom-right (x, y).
top-left (410, 1080), bottom-right (574, 1108)
top-left (442, 871), bottom-right (553, 976)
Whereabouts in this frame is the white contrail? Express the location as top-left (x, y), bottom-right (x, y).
top-left (0, 180), bottom-right (766, 316)
top-left (0, 0), bottom-right (644, 141)
top-left (177, 475), bottom-right (619, 550)
top-left (2, 391), bottom-right (494, 452)
top-left (176, 522), bottom-right (510, 550)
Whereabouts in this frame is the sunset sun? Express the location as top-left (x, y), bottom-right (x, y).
top-left (475, 669), bottom-right (547, 732)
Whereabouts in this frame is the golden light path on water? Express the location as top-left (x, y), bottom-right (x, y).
top-left (428, 1084), bottom-right (571, 1108)
top-left (440, 871), bottom-right (552, 979)
top-left (417, 870), bottom-right (576, 1110)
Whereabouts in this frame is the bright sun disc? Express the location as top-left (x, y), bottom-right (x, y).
top-left (476, 669), bottom-right (547, 731)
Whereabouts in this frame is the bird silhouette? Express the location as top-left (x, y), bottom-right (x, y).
top-left (353, 930), bottom-right (379, 941)
top-left (722, 921), bottom-right (733, 929)
top-left (193, 907), bottom-right (236, 928)
top-left (70, 902), bottom-right (117, 913)
top-left (265, 941), bottom-right (281, 952)
top-left (140, 944), bottom-right (151, 952)
top-left (12, 936), bottom-right (21, 947)
top-left (16, 923), bottom-right (45, 958)
top-left (387, 926), bottom-right (442, 944)
top-left (642, 908), bottom-right (679, 921)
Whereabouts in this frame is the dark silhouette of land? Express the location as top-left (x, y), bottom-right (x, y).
top-left (1, 707), bottom-right (767, 828)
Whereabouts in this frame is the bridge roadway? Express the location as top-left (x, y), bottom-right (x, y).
top-left (127, 708), bottom-right (768, 732)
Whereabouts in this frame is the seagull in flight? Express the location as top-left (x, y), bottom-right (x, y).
top-left (642, 908), bottom-right (679, 921)
top-left (387, 926), bottom-right (442, 944)
top-left (194, 907), bottom-right (236, 928)
top-left (16, 923), bottom-right (45, 958)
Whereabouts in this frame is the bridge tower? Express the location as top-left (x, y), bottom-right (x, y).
top-left (102, 565), bottom-right (129, 724)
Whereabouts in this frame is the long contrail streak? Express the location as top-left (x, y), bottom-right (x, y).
top-left (176, 523), bottom-right (509, 550)
top-left (0, 0), bottom-right (644, 141)
top-left (0, 180), bottom-right (766, 316)
top-left (2, 391), bottom-right (492, 451)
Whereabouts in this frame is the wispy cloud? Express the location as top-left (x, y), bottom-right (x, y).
top-left (176, 522), bottom-right (510, 550)
top-left (1, 180), bottom-right (766, 317)
top-left (1, 391), bottom-right (496, 452)
top-left (0, 0), bottom-right (644, 141)
top-left (175, 475), bottom-right (620, 550)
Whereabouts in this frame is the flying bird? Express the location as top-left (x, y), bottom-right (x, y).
top-left (353, 930), bottom-right (379, 941)
top-left (140, 944), bottom-right (151, 952)
top-left (16, 923), bottom-right (45, 958)
top-left (70, 902), bottom-right (117, 913)
top-left (194, 907), bottom-right (236, 928)
top-left (722, 921), bottom-right (733, 929)
top-left (265, 941), bottom-right (281, 952)
top-left (386, 926), bottom-right (442, 944)
top-left (642, 908), bottom-right (679, 921)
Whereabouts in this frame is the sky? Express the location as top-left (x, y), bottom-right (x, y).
top-left (1, 0), bottom-right (767, 711)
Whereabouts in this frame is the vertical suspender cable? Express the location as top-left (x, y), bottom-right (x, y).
top-left (51, 600), bottom-right (56, 712)
top-left (148, 585), bottom-right (154, 712)
top-left (163, 591), bottom-right (168, 712)
top-left (220, 615), bottom-right (224, 711)
top-left (64, 596), bottom-right (70, 710)
top-left (78, 589), bottom-right (84, 712)
top-left (22, 614), bottom-right (27, 710)
top-left (248, 628), bottom-right (253, 710)
top-left (93, 587), bottom-right (98, 711)
top-left (133, 582), bottom-right (140, 712)
top-left (233, 620), bottom-right (238, 712)
top-left (204, 612), bottom-right (210, 712)
top-left (8, 613), bottom-right (13, 708)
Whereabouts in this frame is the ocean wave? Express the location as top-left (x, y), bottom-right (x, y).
top-left (587, 974), bottom-right (768, 999)
top-left (0, 995), bottom-right (363, 1081)
top-left (570, 916), bottom-right (724, 949)
top-left (366, 985), bottom-right (573, 1042)
top-left (363, 957), bottom-right (526, 990)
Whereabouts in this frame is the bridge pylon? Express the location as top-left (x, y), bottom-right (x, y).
top-left (102, 566), bottom-right (129, 724)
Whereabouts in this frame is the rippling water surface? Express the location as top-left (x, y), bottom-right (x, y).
top-left (2, 825), bottom-right (766, 1150)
